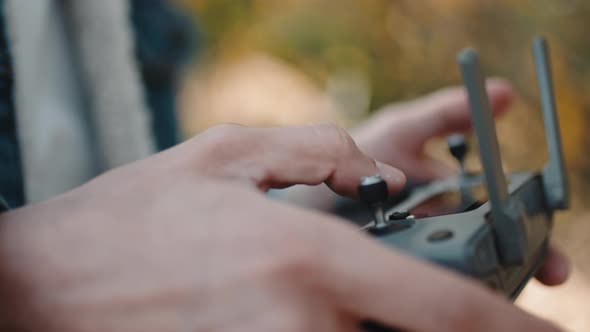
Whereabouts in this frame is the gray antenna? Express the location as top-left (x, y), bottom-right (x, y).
top-left (457, 49), bottom-right (525, 265)
top-left (457, 50), bottom-right (508, 211)
top-left (533, 37), bottom-right (570, 210)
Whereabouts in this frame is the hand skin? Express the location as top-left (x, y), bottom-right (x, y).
top-left (272, 79), bottom-right (568, 294)
top-left (352, 78), bottom-right (514, 182)
top-left (0, 124), bottom-right (564, 332)
top-left (355, 77), bottom-right (570, 286)
top-left (281, 78), bottom-right (514, 210)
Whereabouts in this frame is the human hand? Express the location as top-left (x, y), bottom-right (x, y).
top-left (280, 79), bottom-right (513, 209)
top-left (352, 78), bottom-right (514, 182)
top-left (353, 78), bottom-right (569, 287)
top-left (0, 124), bottom-right (563, 332)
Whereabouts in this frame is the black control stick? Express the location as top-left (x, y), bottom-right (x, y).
top-left (358, 175), bottom-right (389, 229)
top-left (447, 134), bottom-right (468, 174)
top-left (447, 134), bottom-right (476, 209)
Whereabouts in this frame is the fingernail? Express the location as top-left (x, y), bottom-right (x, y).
top-left (376, 161), bottom-right (406, 190)
top-left (556, 253), bottom-right (571, 282)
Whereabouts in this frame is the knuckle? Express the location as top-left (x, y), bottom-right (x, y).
top-left (186, 123), bottom-right (254, 176)
top-left (438, 108), bottom-right (458, 130)
top-left (316, 123), bottom-right (357, 156)
top-left (193, 124), bottom-right (248, 159)
top-left (201, 123), bottom-right (245, 146)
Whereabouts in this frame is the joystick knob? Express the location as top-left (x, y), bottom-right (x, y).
top-left (447, 134), bottom-right (468, 173)
top-left (358, 175), bottom-right (388, 229)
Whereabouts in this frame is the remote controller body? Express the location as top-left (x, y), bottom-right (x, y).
top-left (360, 36), bottom-right (569, 332)
top-left (373, 171), bottom-right (550, 298)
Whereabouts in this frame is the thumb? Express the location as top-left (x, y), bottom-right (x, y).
top-left (190, 124), bottom-right (406, 198)
top-left (394, 78), bottom-right (514, 153)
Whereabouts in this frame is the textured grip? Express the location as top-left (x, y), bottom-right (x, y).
top-left (358, 175), bottom-right (388, 204)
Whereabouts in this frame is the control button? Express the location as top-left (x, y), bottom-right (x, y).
top-left (428, 229), bottom-right (454, 242)
top-left (358, 175), bottom-right (388, 204)
top-left (448, 134), bottom-right (468, 163)
top-left (447, 134), bottom-right (468, 175)
top-left (358, 175), bottom-right (389, 229)
top-left (388, 211), bottom-right (410, 221)
top-left (387, 211), bottom-right (415, 230)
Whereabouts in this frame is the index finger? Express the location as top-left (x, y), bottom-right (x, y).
top-left (190, 124), bottom-right (406, 197)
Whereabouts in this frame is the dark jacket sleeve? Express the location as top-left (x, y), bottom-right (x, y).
top-left (131, 0), bottom-right (199, 151)
top-left (0, 0), bottom-right (25, 209)
top-left (0, 1), bottom-right (198, 208)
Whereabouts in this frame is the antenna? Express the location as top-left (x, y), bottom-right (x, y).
top-left (457, 50), bottom-right (508, 210)
top-left (532, 37), bottom-right (570, 210)
top-left (457, 49), bottom-right (526, 265)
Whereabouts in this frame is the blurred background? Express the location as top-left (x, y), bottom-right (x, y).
top-left (172, 1), bottom-right (590, 330)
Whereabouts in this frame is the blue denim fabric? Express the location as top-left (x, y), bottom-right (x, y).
top-left (0, 1), bottom-right (197, 208)
top-left (0, 0), bottom-right (25, 209)
top-left (131, 0), bottom-right (198, 151)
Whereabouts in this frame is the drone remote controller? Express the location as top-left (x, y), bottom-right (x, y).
top-left (359, 37), bottom-right (569, 332)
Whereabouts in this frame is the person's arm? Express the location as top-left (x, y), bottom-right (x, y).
top-left (0, 124), bottom-right (564, 332)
